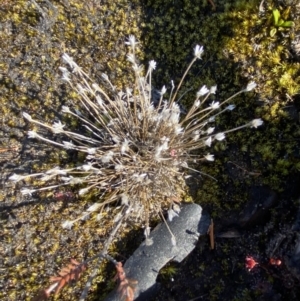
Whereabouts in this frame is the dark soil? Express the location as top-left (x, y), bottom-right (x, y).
top-left (152, 168), bottom-right (300, 301)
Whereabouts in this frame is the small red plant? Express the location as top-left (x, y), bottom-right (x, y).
top-left (32, 259), bottom-right (87, 301)
top-left (115, 262), bottom-right (137, 301)
top-left (245, 256), bottom-right (259, 271)
top-left (269, 258), bottom-right (282, 266)
top-left (32, 257), bottom-right (138, 301)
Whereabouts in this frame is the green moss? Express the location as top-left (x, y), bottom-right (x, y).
top-left (142, 0), bottom-right (300, 214)
top-left (159, 262), bottom-right (178, 280)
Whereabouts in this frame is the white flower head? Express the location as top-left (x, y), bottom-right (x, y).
top-left (59, 67), bottom-right (71, 82)
top-left (62, 53), bottom-right (78, 70)
top-left (226, 104), bottom-right (236, 111)
top-left (62, 73), bottom-right (71, 82)
top-left (209, 101), bottom-right (220, 110)
top-left (62, 53), bottom-right (73, 65)
top-left (205, 136), bottom-right (212, 147)
top-left (61, 176), bottom-right (71, 182)
top-left (210, 85), bottom-right (217, 94)
top-left (160, 136), bottom-right (169, 150)
top-left (101, 73), bottom-right (109, 81)
top-left (133, 173), bottom-right (147, 182)
top-left (168, 209), bottom-right (179, 222)
top-left (215, 133), bottom-right (226, 141)
top-left (46, 167), bottom-right (66, 175)
top-left (121, 139), bottom-right (130, 155)
top-left (120, 193), bottom-right (129, 206)
top-left (76, 83), bottom-right (86, 94)
top-left (22, 112), bottom-right (32, 121)
top-left (62, 220), bottom-right (75, 229)
top-left (194, 44), bottom-right (204, 59)
top-left (9, 174), bottom-right (25, 182)
top-left (245, 81), bottom-right (257, 92)
top-left (194, 100), bottom-right (200, 108)
top-left (197, 85), bottom-right (209, 97)
top-left (169, 111), bottom-right (180, 124)
top-left (101, 151), bottom-right (114, 163)
top-left (132, 64), bottom-right (143, 74)
top-left (63, 141), bottom-right (75, 149)
top-left (58, 66), bottom-right (68, 74)
top-left (61, 106), bottom-right (71, 114)
top-left (79, 187), bottom-right (89, 195)
top-left (204, 153), bottom-right (215, 161)
top-left (115, 164), bottom-right (124, 172)
top-left (112, 135), bottom-right (120, 144)
top-left (172, 204), bottom-right (181, 214)
top-left (160, 85), bottom-right (167, 95)
top-left (192, 131), bottom-right (200, 141)
top-left (149, 60), bottom-right (156, 70)
top-left (174, 125), bottom-right (183, 135)
top-left (206, 127), bottom-right (215, 134)
top-left (81, 163), bottom-right (92, 171)
top-left (52, 121), bottom-right (65, 134)
top-left (125, 35), bottom-right (138, 49)
top-left (250, 118), bottom-right (263, 128)
top-left (28, 130), bottom-right (38, 139)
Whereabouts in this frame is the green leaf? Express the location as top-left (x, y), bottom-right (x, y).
top-left (277, 19), bottom-right (284, 27)
top-left (280, 21), bottom-right (295, 28)
top-left (272, 9), bottom-right (281, 26)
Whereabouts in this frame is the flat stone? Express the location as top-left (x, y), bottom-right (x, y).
top-left (104, 203), bottom-right (210, 301)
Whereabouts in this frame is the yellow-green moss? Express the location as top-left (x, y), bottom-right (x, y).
top-left (0, 1), bottom-right (145, 300)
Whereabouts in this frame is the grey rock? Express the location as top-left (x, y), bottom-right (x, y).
top-left (105, 203), bottom-right (210, 301)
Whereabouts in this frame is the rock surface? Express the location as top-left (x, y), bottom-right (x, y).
top-left (104, 203), bottom-right (210, 301)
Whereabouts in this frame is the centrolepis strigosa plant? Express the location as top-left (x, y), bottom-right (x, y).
top-left (10, 36), bottom-right (262, 299)
top-left (10, 35), bottom-right (263, 245)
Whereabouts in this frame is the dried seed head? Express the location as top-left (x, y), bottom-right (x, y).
top-left (11, 36), bottom-right (263, 246)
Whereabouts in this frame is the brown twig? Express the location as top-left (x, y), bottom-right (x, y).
top-left (207, 0), bottom-right (216, 10)
top-left (228, 161), bottom-right (261, 177)
top-left (207, 219), bottom-right (215, 250)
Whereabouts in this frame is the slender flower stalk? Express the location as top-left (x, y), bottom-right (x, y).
top-left (10, 36), bottom-right (263, 243)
